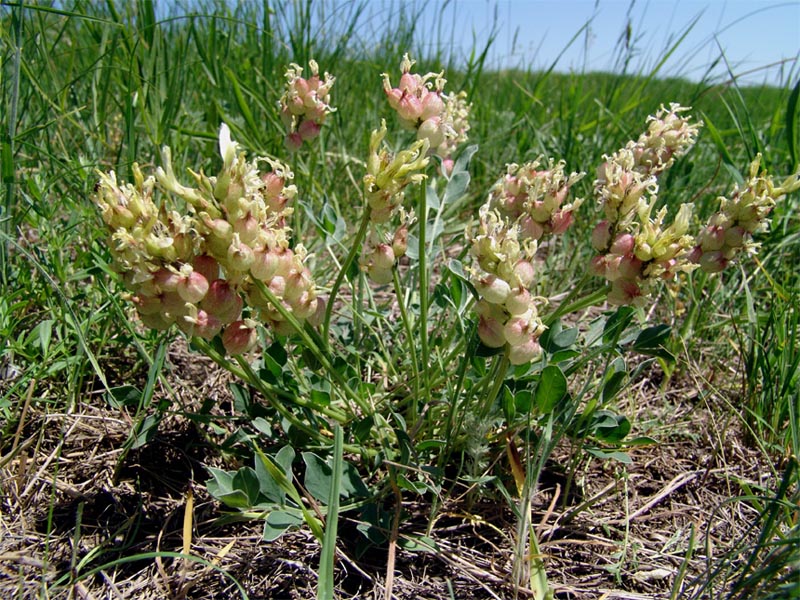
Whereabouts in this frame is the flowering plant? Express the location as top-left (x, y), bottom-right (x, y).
top-left (92, 54), bottom-right (800, 599)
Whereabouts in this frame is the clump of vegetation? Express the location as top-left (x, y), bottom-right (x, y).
top-left (2, 2), bottom-right (798, 599)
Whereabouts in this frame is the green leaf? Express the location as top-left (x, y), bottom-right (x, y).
top-left (233, 467), bottom-right (262, 506)
top-left (451, 144), bottom-right (478, 176)
top-left (633, 325), bottom-right (671, 353)
top-left (534, 365), bottom-right (568, 413)
top-left (318, 425), bottom-right (343, 600)
top-left (502, 386), bottom-right (516, 421)
top-left (624, 436), bottom-right (658, 447)
top-left (443, 171), bottom-right (470, 205)
top-left (302, 452), bottom-right (333, 503)
top-left (263, 510), bottom-right (304, 541)
top-left (590, 410), bottom-right (631, 443)
top-left (585, 448), bottom-right (632, 464)
top-left (254, 451), bottom-right (284, 504)
top-left (602, 370), bottom-right (627, 403)
top-left (514, 390), bottom-right (533, 413)
top-left (398, 534), bottom-right (439, 553)
top-left (603, 306), bottom-right (635, 344)
top-left (106, 385), bottom-right (141, 408)
top-left (206, 467), bottom-right (252, 509)
top-left (132, 413), bottom-right (160, 449)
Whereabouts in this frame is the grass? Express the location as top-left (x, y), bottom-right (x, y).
top-left (1, 1), bottom-right (799, 598)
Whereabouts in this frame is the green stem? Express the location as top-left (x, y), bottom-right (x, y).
top-left (322, 207), bottom-right (372, 341)
top-left (251, 280), bottom-right (369, 416)
top-left (417, 185), bottom-right (433, 410)
top-left (543, 276), bottom-right (607, 327)
top-left (479, 350), bottom-right (511, 420)
top-left (393, 268), bottom-right (422, 427)
top-left (192, 337), bottom-right (347, 423)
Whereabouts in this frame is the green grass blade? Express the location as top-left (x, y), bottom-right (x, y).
top-left (317, 424), bottom-right (343, 600)
top-left (786, 78), bottom-right (799, 167)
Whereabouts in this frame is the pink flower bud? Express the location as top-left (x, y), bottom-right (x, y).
top-left (385, 87), bottom-right (403, 110)
top-left (392, 226), bottom-right (409, 258)
top-left (368, 265), bottom-right (393, 285)
top-left (227, 239), bottom-right (255, 272)
top-left (193, 255), bottom-right (220, 283)
top-left (284, 268), bottom-right (313, 304)
top-left (201, 279), bottom-right (243, 324)
top-left (234, 213), bottom-right (260, 244)
top-left (478, 314), bottom-right (506, 348)
top-left (700, 225), bottom-right (725, 251)
top-left (420, 92), bottom-right (444, 120)
top-left (440, 158), bottom-right (455, 177)
top-left (291, 291), bottom-right (318, 320)
top-left (417, 117), bottom-right (445, 148)
top-left (550, 209), bottom-right (573, 234)
top-left (306, 297), bottom-right (326, 328)
top-left (397, 93), bottom-right (423, 122)
top-left (251, 248), bottom-right (281, 281)
top-left (399, 73), bottom-right (417, 93)
top-left (503, 316), bottom-right (532, 346)
top-left (607, 279), bottom-right (643, 306)
top-left (476, 274), bottom-right (511, 304)
top-left (687, 245), bottom-right (703, 264)
top-left (513, 261), bottom-right (536, 288)
top-left (222, 321), bottom-right (257, 355)
top-left (519, 216), bottom-right (545, 241)
top-left (591, 221), bottom-right (612, 251)
top-left (298, 119), bottom-right (321, 141)
top-left (699, 250), bottom-right (728, 274)
top-left (285, 132), bottom-right (303, 152)
top-left (509, 337), bottom-right (542, 366)
top-left (153, 268), bottom-right (181, 292)
top-left (590, 255), bottom-right (607, 277)
top-left (610, 233), bottom-right (635, 256)
top-left (262, 172), bottom-right (285, 199)
top-left (618, 254), bottom-right (643, 280)
top-left (505, 288), bottom-right (532, 316)
top-left (177, 271), bottom-right (209, 304)
top-left (193, 309), bottom-right (223, 340)
top-left (269, 275), bottom-right (287, 298)
top-left (371, 243), bottom-right (396, 271)
top-left (724, 226), bottom-right (746, 248)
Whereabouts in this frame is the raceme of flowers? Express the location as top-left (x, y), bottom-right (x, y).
top-left (280, 59), bottom-right (336, 151)
top-left (93, 124), bottom-right (323, 354)
top-left (382, 53), bottom-right (472, 171)
top-left (590, 104), bottom-right (702, 306)
top-left (688, 154), bottom-right (800, 273)
top-left (95, 57), bottom-right (800, 368)
top-left (467, 159), bottom-right (584, 364)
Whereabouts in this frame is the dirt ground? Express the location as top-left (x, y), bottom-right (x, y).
top-left (0, 338), bottom-right (786, 599)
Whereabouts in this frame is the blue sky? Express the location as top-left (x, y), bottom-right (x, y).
top-left (362, 0), bottom-right (800, 84)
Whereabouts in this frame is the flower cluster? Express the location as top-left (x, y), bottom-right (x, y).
top-left (486, 158), bottom-right (584, 241)
top-left (279, 60), bottom-right (335, 151)
top-left (382, 53), bottom-right (471, 167)
top-left (591, 104), bottom-right (702, 305)
top-left (359, 121), bottom-right (429, 283)
top-left (467, 209), bottom-right (546, 365)
top-left (93, 124), bottom-right (323, 353)
top-left (689, 154), bottom-right (800, 273)
top-left (359, 211), bottom-right (412, 284)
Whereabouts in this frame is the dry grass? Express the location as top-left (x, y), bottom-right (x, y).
top-left (0, 338), bottom-right (782, 600)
